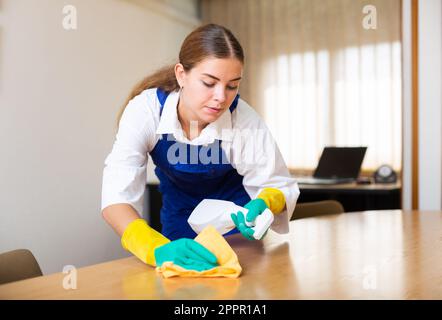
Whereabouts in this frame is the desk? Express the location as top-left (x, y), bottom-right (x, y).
top-left (0, 210), bottom-right (440, 299)
top-left (298, 182), bottom-right (401, 212)
top-left (146, 183), bottom-right (402, 232)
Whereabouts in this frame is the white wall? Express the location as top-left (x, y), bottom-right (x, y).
top-left (418, 0), bottom-right (442, 210)
top-left (401, 0), bottom-right (442, 210)
top-left (0, 0), bottom-right (199, 274)
top-left (401, 0), bottom-right (413, 210)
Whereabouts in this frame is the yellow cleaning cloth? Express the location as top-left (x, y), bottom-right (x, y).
top-left (156, 225), bottom-right (242, 278)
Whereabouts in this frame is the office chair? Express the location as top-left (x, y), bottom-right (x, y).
top-left (291, 200), bottom-right (345, 220)
top-left (0, 249), bottom-right (43, 285)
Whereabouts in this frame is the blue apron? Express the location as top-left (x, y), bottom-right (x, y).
top-left (150, 88), bottom-right (251, 240)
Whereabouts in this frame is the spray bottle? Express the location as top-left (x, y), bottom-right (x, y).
top-left (187, 199), bottom-right (274, 240)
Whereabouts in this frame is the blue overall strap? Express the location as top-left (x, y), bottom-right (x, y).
top-left (229, 94), bottom-right (240, 113)
top-left (156, 88), bottom-right (170, 116)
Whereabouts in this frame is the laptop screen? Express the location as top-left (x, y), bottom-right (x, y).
top-left (313, 147), bottom-right (367, 179)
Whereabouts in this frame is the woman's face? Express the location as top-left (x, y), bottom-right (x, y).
top-left (175, 57), bottom-right (243, 127)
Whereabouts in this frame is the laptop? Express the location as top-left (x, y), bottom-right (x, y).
top-left (297, 147), bottom-right (367, 185)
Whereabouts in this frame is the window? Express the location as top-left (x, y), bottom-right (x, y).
top-left (264, 42), bottom-right (402, 171)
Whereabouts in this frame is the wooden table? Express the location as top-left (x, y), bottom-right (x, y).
top-left (0, 210), bottom-right (441, 299)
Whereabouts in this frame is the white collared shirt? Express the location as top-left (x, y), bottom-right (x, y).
top-left (101, 88), bottom-right (300, 234)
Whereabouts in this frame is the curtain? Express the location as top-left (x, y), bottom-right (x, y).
top-left (201, 0), bottom-right (402, 171)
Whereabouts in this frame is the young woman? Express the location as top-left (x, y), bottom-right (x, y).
top-left (101, 24), bottom-right (299, 271)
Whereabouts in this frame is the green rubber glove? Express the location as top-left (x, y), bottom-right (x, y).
top-left (244, 198), bottom-right (268, 223)
top-left (231, 211), bottom-right (255, 240)
top-left (154, 238), bottom-right (218, 271)
top-left (231, 199), bottom-right (269, 240)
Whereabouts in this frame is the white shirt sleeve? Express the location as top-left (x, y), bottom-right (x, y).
top-left (101, 90), bottom-right (159, 215)
top-left (229, 100), bottom-right (300, 234)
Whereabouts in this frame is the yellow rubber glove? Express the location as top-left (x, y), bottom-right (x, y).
top-left (257, 187), bottom-right (286, 215)
top-left (121, 219), bottom-right (170, 266)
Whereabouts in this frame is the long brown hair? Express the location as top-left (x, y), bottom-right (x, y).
top-left (116, 23), bottom-right (245, 126)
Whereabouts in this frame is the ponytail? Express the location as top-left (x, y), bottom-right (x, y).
top-left (116, 64), bottom-right (179, 126)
